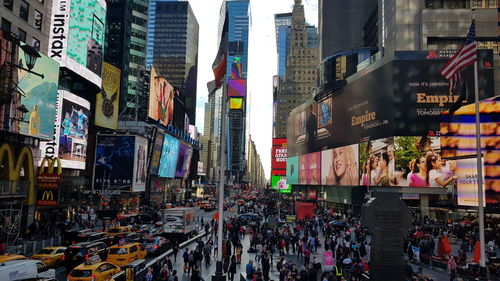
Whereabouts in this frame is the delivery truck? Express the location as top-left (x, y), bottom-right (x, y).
top-left (160, 207), bottom-right (197, 242)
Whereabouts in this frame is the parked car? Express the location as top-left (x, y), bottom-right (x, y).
top-left (31, 246), bottom-right (66, 267)
top-left (107, 243), bottom-right (146, 268)
top-left (0, 259), bottom-right (55, 281)
top-left (62, 241), bottom-right (108, 270)
top-left (143, 236), bottom-right (172, 255)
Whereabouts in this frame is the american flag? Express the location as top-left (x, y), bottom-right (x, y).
top-left (440, 20), bottom-right (477, 93)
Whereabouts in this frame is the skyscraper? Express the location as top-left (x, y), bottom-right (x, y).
top-left (275, 13), bottom-right (292, 77)
top-left (105, 0), bottom-right (149, 121)
top-left (146, 0), bottom-right (199, 125)
top-left (273, 0), bottom-right (319, 138)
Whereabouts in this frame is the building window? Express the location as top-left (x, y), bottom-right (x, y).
top-left (17, 28), bottom-right (26, 42)
top-left (1, 18), bottom-right (11, 33)
top-left (20, 1), bottom-right (30, 21)
top-left (31, 37), bottom-right (40, 51)
top-left (34, 10), bottom-right (43, 31)
top-left (3, 0), bottom-right (13, 10)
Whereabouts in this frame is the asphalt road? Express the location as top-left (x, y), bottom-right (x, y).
top-left (55, 208), bottom-right (225, 281)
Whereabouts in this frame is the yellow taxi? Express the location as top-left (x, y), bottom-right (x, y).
top-left (31, 246), bottom-right (66, 267)
top-left (106, 226), bottom-right (132, 237)
top-left (0, 254), bottom-right (27, 263)
top-left (68, 259), bottom-right (120, 281)
top-left (107, 243), bottom-right (146, 267)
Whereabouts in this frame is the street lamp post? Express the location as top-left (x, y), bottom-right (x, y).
top-left (213, 84), bottom-right (227, 281)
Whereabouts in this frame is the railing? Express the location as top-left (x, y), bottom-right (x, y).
top-left (7, 236), bottom-right (62, 255)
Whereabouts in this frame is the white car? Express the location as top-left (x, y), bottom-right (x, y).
top-left (0, 259), bottom-right (55, 281)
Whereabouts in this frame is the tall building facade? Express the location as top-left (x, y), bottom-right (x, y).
top-left (0, 0), bottom-right (53, 55)
top-left (146, 0), bottom-right (199, 124)
top-left (105, 0), bottom-right (149, 122)
top-left (275, 13), bottom-right (292, 77)
top-left (247, 135), bottom-right (266, 187)
top-left (273, 0), bottom-right (319, 139)
top-left (318, 0), bottom-right (377, 60)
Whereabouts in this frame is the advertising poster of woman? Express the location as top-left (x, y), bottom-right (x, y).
top-left (321, 144), bottom-right (359, 186)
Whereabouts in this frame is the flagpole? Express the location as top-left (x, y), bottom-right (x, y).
top-left (471, 8), bottom-right (486, 268)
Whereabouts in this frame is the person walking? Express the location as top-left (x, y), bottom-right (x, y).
top-left (447, 255), bottom-right (457, 281)
top-left (144, 267), bottom-right (154, 281)
top-left (172, 242), bottom-right (179, 263)
top-left (261, 250), bottom-right (271, 281)
top-left (228, 255), bottom-right (237, 281)
top-left (168, 270), bottom-right (178, 281)
top-left (246, 260), bottom-right (256, 280)
top-left (304, 247), bottom-right (311, 267)
top-left (160, 263), bottom-right (169, 281)
top-left (183, 249), bottom-right (189, 273)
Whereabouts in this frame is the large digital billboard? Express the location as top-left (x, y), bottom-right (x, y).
top-left (358, 137), bottom-right (394, 187)
top-left (440, 95), bottom-right (499, 207)
top-left (287, 50), bottom-right (495, 158)
top-left (229, 98), bottom-right (243, 110)
top-left (271, 175), bottom-right (291, 193)
top-left (321, 144), bottom-right (359, 186)
top-left (58, 91), bottom-right (90, 170)
top-left (286, 156), bottom-right (299, 185)
top-left (94, 135), bottom-right (135, 190)
top-left (228, 79), bottom-right (246, 97)
top-left (38, 93), bottom-right (63, 163)
top-left (132, 136), bottom-right (148, 192)
top-left (95, 62), bottom-right (120, 129)
top-left (48, 0), bottom-right (106, 86)
top-left (149, 132), bottom-right (164, 176)
top-left (13, 44), bottom-right (60, 140)
top-left (272, 138), bottom-right (287, 175)
top-left (148, 67), bottom-right (174, 126)
top-left (158, 134), bottom-right (179, 178)
top-left (299, 152), bottom-right (321, 185)
top-left (175, 143), bottom-right (191, 178)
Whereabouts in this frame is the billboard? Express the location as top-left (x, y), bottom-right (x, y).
top-left (299, 152), bottom-right (321, 185)
top-left (440, 95), bottom-right (499, 207)
top-left (94, 135), bottom-right (140, 191)
top-left (228, 79), bottom-right (246, 97)
top-left (287, 50), bottom-right (494, 158)
top-left (175, 143), bottom-right (191, 178)
top-left (48, 0), bottom-right (106, 86)
top-left (38, 93), bottom-right (63, 163)
top-left (358, 137), bottom-right (395, 187)
top-left (10, 44), bottom-right (60, 140)
top-left (149, 132), bottom-right (164, 176)
top-left (148, 67), bottom-right (174, 126)
top-left (456, 158), bottom-right (486, 207)
top-left (132, 136), bottom-right (148, 192)
top-left (272, 138), bottom-right (287, 175)
top-left (286, 156), bottom-right (299, 185)
top-left (229, 98), bottom-right (243, 109)
top-left (271, 175), bottom-right (291, 193)
top-left (321, 144), bottom-right (359, 186)
top-left (58, 91), bottom-right (90, 170)
top-left (158, 134), bottom-right (179, 178)
top-left (95, 62), bottom-right (120, 129)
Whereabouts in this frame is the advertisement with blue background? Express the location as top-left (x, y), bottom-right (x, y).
top-left (94, 135), bottom-right (134, 190)
top-left (158, 134), bottom-right (179, 178)
top-left (286, 156), bottom-right (299, 185)
top-left (16, 44), bottom-right (60, 140)
top-left (175, 143), bottom-right (189, 178)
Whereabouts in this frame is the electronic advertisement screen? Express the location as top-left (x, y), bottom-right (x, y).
top-left (132, 136), bottom-right (148, 192)
top-left (440, 96), bottom-right (499, 208)
top-left (148, 67), bottom-right (174, 126)
top-left (58, 91), bottom-right (90, 170)
top-left (271, 175), bottom-right (291, 193)
top-left (149, 132), bottom-right (164, 176)
top-left (48, 0), bottom-right (106, 87)
top-left (228, 79), bottom-right (246, 97)
top-left (94, 135), bottom-right (135, 190)
top-left (158, 134), bottom-right (180, 178)
top-left (175, 143), bottom-right (191, 178)
top-left (13, 44), bottom-right (60, 140)
top-left (95, 62), bottom-right (120, 129)
top-left (272, 138), bottom-right (287, 175)
top-left (229, 98), bottom-right (243, 109)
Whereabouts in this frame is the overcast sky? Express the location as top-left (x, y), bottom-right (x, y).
top-left (189, 0), bottom-right (318, 179)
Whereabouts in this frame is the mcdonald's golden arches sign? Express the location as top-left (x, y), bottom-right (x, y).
top-left (37, 157), bottom-right (62, 206)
